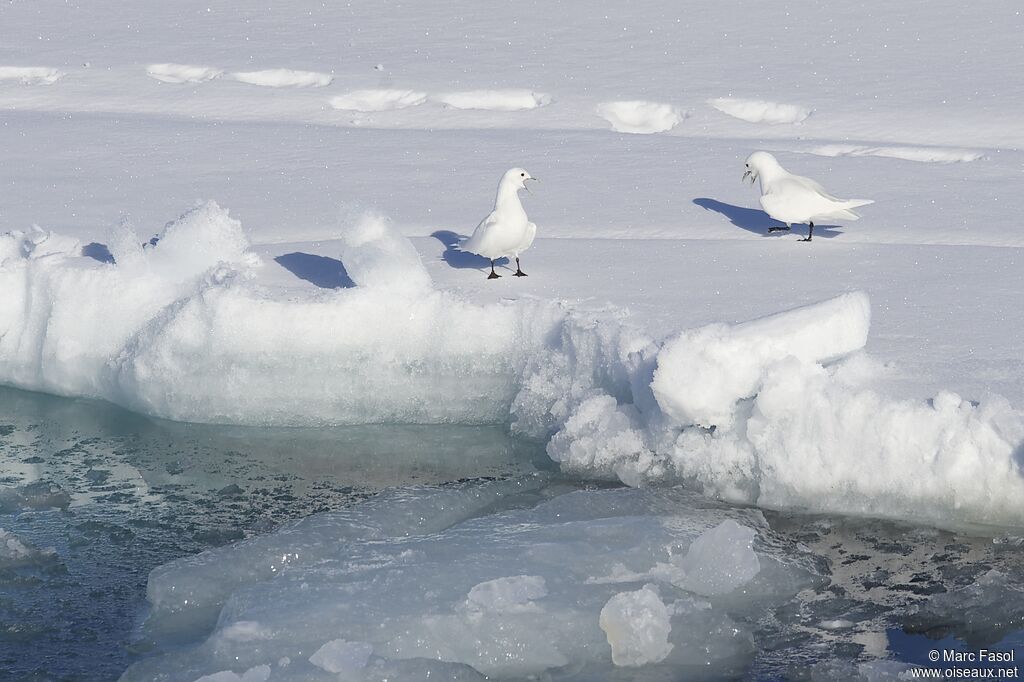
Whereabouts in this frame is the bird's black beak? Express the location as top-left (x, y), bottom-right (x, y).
top-left (524, 177), bottom-right (538, 194)
top-left (742, 169), bottom-right (754, 184)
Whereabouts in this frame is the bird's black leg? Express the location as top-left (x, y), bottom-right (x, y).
top-left (800, 222), bottom-right (814, 242)
top-left (487, 260), bottom-right (501, 279)
top-left (768, 224), bottom-right (791, 233)
top-left (513, 258), bottom-right (527, 277)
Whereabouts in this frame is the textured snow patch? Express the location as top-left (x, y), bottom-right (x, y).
top-left (596, 100), bottom-right (683, 134)
top-left (678, 521), bottom-right (760, 596)
top-left (309, 639), bottom-right (374, 675)
top-left (437, 89), bottom-right (551, 111)
top-left (329, 89), bottom-right (427, 111)
top-left (146, 63), bottom-right (223, 84)
top-left (599, 585), bottom-right (673, 666)
top-left (0, 66), bottom-right (64, 85)
top-left (652, 292), bottom-right (870, 428)
top-left (230, 69), bottom-right (332, 88)
top-left (709, 97), bottom-right (811, 124)
top-left (808, 144), bottom-right (985, 164)
top-left (547, 394), bottom-right (661, 486)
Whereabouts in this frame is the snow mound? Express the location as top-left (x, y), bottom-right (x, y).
top-left (0, 66), bottom-right (64, 85)
top-left (0, 204), bottom-right (563, 426)
top-left (229, 69), bottom-right (332, 88)
top-left (596, 100), bottom-right (684, 134)
top-left (808, 144), bottom-right (985, 164)
top-left (709, 97), bottom-right (811, 124)
top-left (437, 89), bottom-right (551, 111)
top-left (146, 63), bottom-right (223, 84)
top-left (329, 89), bottom-right (427, 112)
top-left (547, 292), bottom-right (1024, 528)
top-left (124, 485), bottom-right (817, 681)
top-left (651, 291), bottom-right (871, 428)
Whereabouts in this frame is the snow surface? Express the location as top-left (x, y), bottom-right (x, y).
top-left (229, 69), bottom-right (332, 88)
top-left (709, 98), bottom-right (811, 125)
top-left (808, 144), bottom-right (986, 164)
top-left (436, 89), bottom-right (551, 111)
top-left (329, 89), bottom-right (427, 112)
top-left (146, 63), bottom-right (223, 84)
top-left (0, 66), bottom-right (63, 85)
top-left (596, 100), bottom-right (684, 134)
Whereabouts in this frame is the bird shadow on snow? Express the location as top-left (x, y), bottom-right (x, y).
top-left (431, 230), bottom-right (507, 272)
top-left (274, 252), bottom-right (355, 289)
top-left (693, 198), bottom-right (843, 239)
top-left (82, 242), bottom-right (116, 264)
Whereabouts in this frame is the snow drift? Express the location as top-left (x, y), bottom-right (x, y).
top-left (708, 97), bottom-right (811, 124)
top-left (1, 205), bottom-right (1023, 528)
top-left (0, 204), bottom-right (562, 425)
top-left (596, 100), bottom-right (684, 134)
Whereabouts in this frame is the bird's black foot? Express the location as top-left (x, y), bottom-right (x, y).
top-left (513, 270), bottom-right (527, 277)
top-left (487, 271), bottom-right (501, 279)
top-left (767, 226), bottom-right (791, 233)
top-left (799, 237), bottom-right (812, 242)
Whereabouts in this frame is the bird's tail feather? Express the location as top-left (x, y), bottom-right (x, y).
top-left (844, 199), bottom-right (874, 209)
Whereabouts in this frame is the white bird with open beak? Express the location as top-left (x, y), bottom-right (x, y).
top-left (743, 151), bottom-right (873, 241)
top-left (461, 167), bottom-right (538, 279)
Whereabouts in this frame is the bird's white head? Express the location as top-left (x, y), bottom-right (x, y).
top-left (742, 151), bottom-right (783, 185)
top-left (501, 167), bottom-right (537, 193)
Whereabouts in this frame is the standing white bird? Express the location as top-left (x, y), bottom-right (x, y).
top-left (743, 151), bottom-right (873, 242)
top-left (461, 167), bottom-right (537, 279)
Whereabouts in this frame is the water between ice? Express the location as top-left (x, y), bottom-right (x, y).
top-left (1, 386), bottom-right (1022, 681)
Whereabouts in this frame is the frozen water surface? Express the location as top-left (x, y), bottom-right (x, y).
top-left (0, 387), bottom-right (545, 680)
top-left (2, 385), bottom-right (1022, 680)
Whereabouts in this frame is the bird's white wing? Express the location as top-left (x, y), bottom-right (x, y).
top-left (790, 173), bottom-right (841, 201)
top-left (461, 210), bottom-right (499, 253)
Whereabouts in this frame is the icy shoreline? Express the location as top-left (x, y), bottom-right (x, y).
top-left (1, 203), bottom-right (1022, 529)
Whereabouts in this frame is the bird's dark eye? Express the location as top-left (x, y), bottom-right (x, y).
top-left (521, 173), bottom-right (525, 177)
